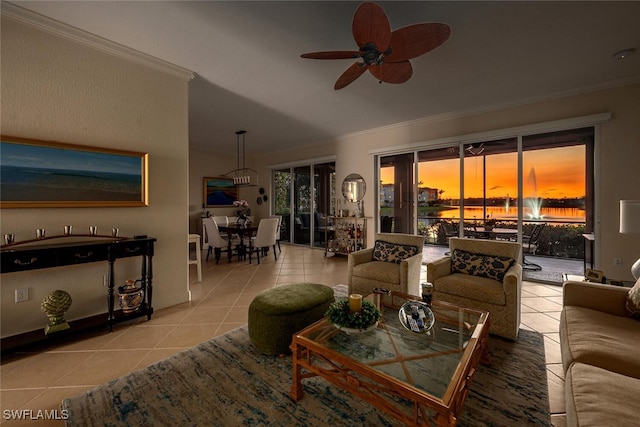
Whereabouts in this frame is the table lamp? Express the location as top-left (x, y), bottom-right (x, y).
top-left (619, 200), bottom-right (640, 280)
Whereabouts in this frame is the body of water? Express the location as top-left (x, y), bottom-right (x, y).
top-left (421, 206), bottom-right (585, 223)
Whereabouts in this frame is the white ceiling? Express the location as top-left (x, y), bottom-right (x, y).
top-left (8, 1), bottom-right (640, 155)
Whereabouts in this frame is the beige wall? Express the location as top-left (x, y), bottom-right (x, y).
top-left (253, 84), bottom-right (640, 282)
top-left (1, 18), bottom-right (191, 337)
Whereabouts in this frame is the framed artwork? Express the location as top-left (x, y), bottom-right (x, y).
top-left (203, 177), bottom-right (237, 207)
top-left (0, 135), bottom-right (148, 208)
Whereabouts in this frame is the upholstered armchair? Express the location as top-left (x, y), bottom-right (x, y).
top-left (348, 233), bottom-right (425, 297)
top-left (427, 237), bottom-right (522, 340)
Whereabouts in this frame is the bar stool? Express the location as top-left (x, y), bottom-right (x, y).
top-left (188, 233), bottom-right (202, 282)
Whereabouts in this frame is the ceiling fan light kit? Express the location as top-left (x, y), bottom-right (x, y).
top-left (301, 2), bottom-right (450, 90)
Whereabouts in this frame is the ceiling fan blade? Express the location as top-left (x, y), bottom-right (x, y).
top-left (334, 62), bottom-right (368, 90)
top-left (385, 23), bottom-right (451, 63)
top-left (301, 51), bottom-right (361, 60)
top-left (352, 2), bottom-right (391, 52)
top-left (369, 61), bottom-right (413, 84)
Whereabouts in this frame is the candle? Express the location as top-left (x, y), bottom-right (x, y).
top-left (349, 294), bottom-right (362, 313)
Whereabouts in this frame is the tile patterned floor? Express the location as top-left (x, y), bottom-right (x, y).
top-left (0, 244), bottom-right (566, 426)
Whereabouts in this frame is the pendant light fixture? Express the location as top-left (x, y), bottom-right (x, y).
top-left (224, 130), bottom-right (258, 186)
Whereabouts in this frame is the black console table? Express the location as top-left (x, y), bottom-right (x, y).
top-left (1, 236), bottom-right (156, 352)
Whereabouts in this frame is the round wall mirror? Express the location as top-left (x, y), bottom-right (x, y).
top-left (342, 174), bottom-right (366, 202)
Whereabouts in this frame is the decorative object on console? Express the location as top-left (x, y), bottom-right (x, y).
top-left (620, 200), bottom-right (640, 279)
top-left (0, 135), bottom-right (148, 208)
top-left (41, 290), bottom-right (72, 334)
top-left (118, 279), bottom-right (145, 314)
top-left (223, 130), bottom-right (258, 186)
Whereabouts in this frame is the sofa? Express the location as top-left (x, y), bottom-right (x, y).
top-left (348, 233), bottom-right (424, 297)
top-left (427, 237), bottom-right (522, 340)
top-left (560, 280), bottom-right (640, 427)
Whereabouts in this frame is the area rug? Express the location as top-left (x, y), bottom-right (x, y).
top-left (62, 326), bottom-right (549, 426)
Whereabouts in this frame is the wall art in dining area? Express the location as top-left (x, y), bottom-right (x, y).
top-left (0, 135), bottom-right (148, 208)
top-left (203, 177), bottom-right (238, 207)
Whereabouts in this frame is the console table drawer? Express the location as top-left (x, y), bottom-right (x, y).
top-left (109, 242), bottom-right (150, 259)
top-left (67, 246), bottom-right (109, 264)
top-left (2, 252), bottom-right (58, 272)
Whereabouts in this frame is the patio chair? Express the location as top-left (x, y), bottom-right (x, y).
top-left (523, 223), bottom-right (545, 271)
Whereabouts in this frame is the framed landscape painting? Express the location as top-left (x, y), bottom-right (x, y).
top-left (0, 135), bottom-right (148, 208)
top-left (203, 177), bottom-right (237, 207)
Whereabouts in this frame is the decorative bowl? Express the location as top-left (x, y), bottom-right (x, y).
top-left (399, 300), bottom-right (435, 334)
top-left (333, 321), bottom-right (378, 334)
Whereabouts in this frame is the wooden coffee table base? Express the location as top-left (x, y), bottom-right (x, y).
top-left (290, 315), bottom-right (490, 427)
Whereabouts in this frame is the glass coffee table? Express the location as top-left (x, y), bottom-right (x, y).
top-left (290, 290), bottom-right (490, 426)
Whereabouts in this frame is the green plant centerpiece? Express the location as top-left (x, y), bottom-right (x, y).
top-left (326, 299), bottom-right (381, 333)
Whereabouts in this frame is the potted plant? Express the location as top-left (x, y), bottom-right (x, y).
top-left (325, 299), bottom-right (381, 333)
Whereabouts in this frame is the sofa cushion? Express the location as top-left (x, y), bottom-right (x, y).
top-left (353, 261), bottom-right (401, 285)
top-left (560, 305), bottom-right (640, 378)
top-left (565, 362), bottom-right (640, 427)
top-left (625, 277), bottom-right (640, 319)
top-left (451, 249), bottom-right (515, 282)
top-left (372, 240), bottom-right (419, 265)
top-left (433, 272), bottom-right (506, 305)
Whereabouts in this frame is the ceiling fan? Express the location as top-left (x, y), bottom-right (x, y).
top-left (301, 2), bottom-right (451, 90)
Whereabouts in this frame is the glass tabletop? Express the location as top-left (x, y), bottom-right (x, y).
top-left (298, 290), bottom-right (488, 400)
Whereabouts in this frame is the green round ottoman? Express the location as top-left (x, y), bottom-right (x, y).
top-left (248, 283), bottom-right (335, 355)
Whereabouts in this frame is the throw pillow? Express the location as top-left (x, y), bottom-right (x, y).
top-left (625, 278), bottom-right (640, 319)
top-left (451, 249), bottom-right (515, 281)
top-left (372, 240), bottom-right (420, 264)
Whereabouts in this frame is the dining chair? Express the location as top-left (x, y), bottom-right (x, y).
top-left (248, 218), bottom-right (279, 264)
top-left (203, 217), bottom-right (233, 264)
top-left (269, 215), bottom-right (282, 253)
top-left (212, 215), bottom-right (229, 227)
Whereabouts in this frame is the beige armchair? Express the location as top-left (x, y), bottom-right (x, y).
top-left (348, 233), bottom-right (425, 297)
top-left (427, 237), bottom-right (522, 340)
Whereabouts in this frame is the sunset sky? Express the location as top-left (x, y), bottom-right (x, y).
top-left (381, 145), bottom-right (585, 199)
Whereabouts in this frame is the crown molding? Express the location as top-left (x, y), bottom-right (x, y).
top-left (1, 2), bottom-right (194, 81)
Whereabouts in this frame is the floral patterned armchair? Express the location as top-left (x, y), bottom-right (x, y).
top-left (348, 233), bottom-right (425, 297)
top-left (427, 237), bottom-right (522, 340)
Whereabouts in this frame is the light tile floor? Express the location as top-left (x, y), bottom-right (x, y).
top-left (0, 244), bottom-right (566, 426)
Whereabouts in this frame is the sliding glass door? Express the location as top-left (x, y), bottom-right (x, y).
top-left (377, 127), bottom-right (593, 276)
top-left (273, 161), bottom-right (335, 248)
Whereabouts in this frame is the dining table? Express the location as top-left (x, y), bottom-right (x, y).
top-left (473, 227), bottom-right (518, 240)
top-left (217, 224), bottom-right (259, 262)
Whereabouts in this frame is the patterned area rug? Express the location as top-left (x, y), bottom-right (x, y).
top-left (62, 325), bottom-right (549, 426)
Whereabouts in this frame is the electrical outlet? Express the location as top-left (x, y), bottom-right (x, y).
top-left (614, 257), bottom-right (622, 267)
top-left (15, 288), bottom-right (28, 303)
